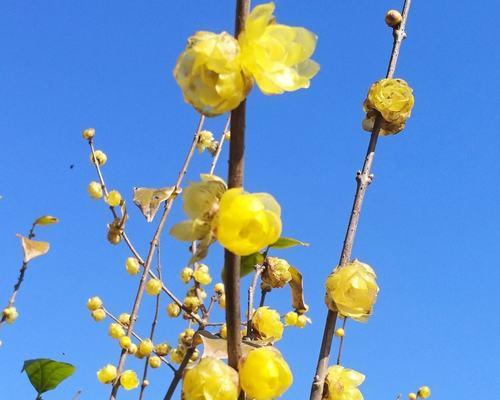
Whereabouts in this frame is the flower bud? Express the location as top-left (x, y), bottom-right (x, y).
top-left (183, 296), bottom-right (201, 312)
top-left (87, 296), bottom-right (103, 311)
top-left (149, 356), bottom-right (162, 369)
top-left (408, 393), bottom-right (417, 400)
top-left (120, 370), bottom-right (139, 390)
top-left (418, 386), bottom-right (431, 399)
top-left (82, 128), bottom-right (95, 140)
top-left (125, 257), bottom-right (140, 275)
top-left (138, 339), bottom-right (154, 357)
top-left (91, 309), bottom-right (106, 322)
top-left (155, 342), bottom-right (171, 356)
top-left (295, 314), bottom-right (308, 328)
top-left (97, 364), bottom-right (117, 384)
top-left (335, 328), bottom-right (345, 337)
top-left (220, 324), bottom-right (228, 339)
top-left (91, 150), bottom-right (107, 166)
top-left (119, 336), bottom-right (132, 350)
top-left (385, 10), bottom-right (403, 27)
top-left (180, 267), bottom-right (194, 283)
top-left (105, 190), bottom-right (122, 207)
top-left (88, 181), bottom-right (103, 199)
top-left (109, 323), bottom-right (125, 339)
top-left (170, 348), bottom-right (185, 364)
top-left (167, 302), bottom-right (181, 318)
top-left (118, 313), bottom-right (130, 326)
top-left (262, 257), bottom-right (292, 288)
top-left (128, 343), bottom-right (138, 355)
top-left (145, 279), bottom-right (162, 296)
top-left (284, 311), bottom-right (298, 326)
top-left (214, 282), bottom-right (225, 294)
top-left (2, 306), bottom-right (19, 324)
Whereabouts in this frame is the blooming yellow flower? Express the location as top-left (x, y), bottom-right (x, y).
top-left (184, 296), bottom-right (201, 312)
top-left (138, 339), bottom-right (154, 357)
top-left (197, 130), bottom-right (215, 153)
top-left (87, 296), bottom-right (103, 311)
top-left (145, 278), bottom-right (162, 296)
top-left (252, 306), bottom-right (284, 341)
top-left (262, 257), bottom-right (292, 288)
top-left (183, 357), bottom-right (240, 400)
top-left (284, 311), bottom-right (298, 326)
top-left (324, 365), bottom-right (365, 400)
top-left (214, 188), bottom-right (281, 256)
top-left (193, 267), bottom-right (212, 285)
top-left (174, 31), bottom-right (252, 117)
top-left (239, 347), bottom-right (292, 400)
top-left (105, 190), bottom-right (122, 207)
top-left (125, 257), bottom-right (140, 275)
top-left (325, 260), bottom-right (379, 322)
top-left (418, 386), bottom-right (431, 399)
top-left (97, 364), bottom-right (117, 384)
top-left (90, 150), bottom-right (107, 166)
top-left (239, 2), bottom-right (319, 95)
top-left (120, 370), bottom-right (139, 390)
top-left (109, 323), bottom-right (125, 339)
top-left (88, 181), bottom-right (103, 199)
top-left (362, 78), bottom-right (414, 135)
top-left (2, 306), bottom-right (19, 324)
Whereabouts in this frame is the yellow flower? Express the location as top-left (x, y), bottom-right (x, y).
top-left (119, 336), bottom-right (132, 349)
top-left (138, 339), bottom-right (154, 357)
top-left (324, 365), bottom-right (365, 400)
top-left (174, 31), bottom-right (252, 117)
top-left (334, 328), bottom-right (345, 338)
top-left (118, 313), bottom-right (130, 326)
top-left (145, 278), bottom-right (162, 296)
top-left (262, 257), bottom-right (292, 288)
top-left (325, 260), bottom-right (379, 322)
top-left (239, 2), bottom-right (319, 95)
top-left (82, 128), bottom-right (95, 140)
top-left (197, 130), bottom-right (215, 153)
top-left (87, 296), bottom-right (103, 311)
top-left (170, 348), bottom-right (185, 364)
top-left (284, 311), bottom-right (298, 326)
top-left (120, 370), bottom-right (139, 390)
top-left (214, 282), bottom-right (225, 294)
top-left (184, 296), bottom-right (201, 312)
top-left (90, 150), bottom-right (107, 166)
top-left (362, 78), bottom-right (414, 135)
top-left (105, 190), bottom-right (122, 207)
top-left (295, 314), bottom-right (308, 328)
top-left (194, 266), bottom-right (212, 285)
top-left (97, 364), bottom-right (117, 384)
top-left (149, 356), bottom-right (162, 369)
top-left (239, 347), bottom-right (292, 400)
top-left (2, 306), bottom-right (19, 324)
top-left (214, 188), bottom-right (281, 256)
top-left (167, 302), bottom-right (181, 317)
top-left (109, 323), bottom-right (125, 339)
top-left (417, 386), bottom-right (431, 399)
top-left (182, 357), bottom-right (239, 400)
top-left (155, 342), bottom-right (171, 356)
top-left (125, 257), bottom-right (140, 275)
top-left (408, 394), bottom-right (417, 400)
top-left (88, 181), bottom-right (103, 199)
top-left (91, 309), bottom-right (106, 322)
top-left (252, 306), bottom-right (284, 341)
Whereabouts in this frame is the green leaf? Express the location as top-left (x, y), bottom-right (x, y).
top-left (270, 237), bottom-right (309, 249)
top-left (221, 252), bottom-right (264, 282)
top-left (22, 359), bottom-right (75, 395)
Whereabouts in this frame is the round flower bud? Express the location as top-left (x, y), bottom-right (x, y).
top-left (284, 311), bottom-right (298, 326)
top-left (183, 296), bottom-right (201, 312)
top-left (167, 302), bottom-right (181, 318)
top-left (408, 393), bottom-right (417, 400)
top-left (138, 339), bottom-right (154, 357)
top-left (193, 268), bottom-right (212, 285)
top-left (128, 343), bottom-right (138, 355)
top-left (145, 279), bottom-right (162, 296)
top-left (125, 257), bottom-right (140, 275)
top-left (120, 370), bottom-right (139, 390)
top-left (142, 380), bottom-right (149, 387)
top-left (214, 282), bottom-right (225, 294)
top-left (295, 314), bottom-right (308, 328)
top-left (2, 306), bottom-right (19, 324)
top-left (179, 328), bottom-right (195, 346)
top-left (190, 349), bottom-right (200, 362)
top-left (418, 386), bottom-right (431, 399)
top-left (91, 150), bottom-right (107, 166)
top-left (82, 128), bottom-right (95, 140)
top-left (91, 309), bottom-right (106, 322)
top-left (385, 10), bottom-right (403, 27)
top-left (105, 190), bottom-right (122, 207)
top-left (220, 324), bottom-right (228, 339)
top-left (223, 130), bottom-right (231, 141)
top-left (335, 328), bottom-right (345, 337)
top-left (87, 296), bottom-right (103, 311)
top-left (219, 294), bottom-right (226, 309)
top-left (109, 323), bottom-right (125, 339)
top-left (87, 181), bottom-right (103, 199)
top-left (180, 267), bottom-right (194, 283)
top-left (119, 336), bottom-right (132, 350)
top-left (239, 347), bottom-right (292, 400)
top-left (149, 356), bottom-right (162, 369)
top-left (325, 260), bottom-right (379, 322)
top-left (324, 365), bottom-right (365, 400)
top-left (170, 348), bottom-right (185, 364)
top-left (262, 257), bottom-right (292, 288)
top-left (174, 31), bottom-right (252, 117)
top-left (182, 357), bottom-right (240, 400)
top-left (155, 343), bottom-right (171, 356)
top-left (252, 306), bottom-right (284, 341)
top-left (118, 313), bottom-right (131, 326)
top-left (97, 364), bottom-right (117, 384)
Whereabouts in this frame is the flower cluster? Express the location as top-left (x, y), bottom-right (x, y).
top-left (362, 78), bottom-right (414, 135)
top-left (324, 365), bottom-right (365, 400)
top-left (175, 2), bottom-right (319, 116)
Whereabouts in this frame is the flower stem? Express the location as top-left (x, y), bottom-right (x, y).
top-left (309, 1), bottom-right (413, 399)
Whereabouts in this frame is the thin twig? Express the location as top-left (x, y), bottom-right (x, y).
top-left (336, 317), bottom-right (348, 365)
top-left (209, 116), bottom-right (231, 175)
top-left (163, 335), bottom-right (197, 400)
top-left (310, 2), bottom-right (413, 399)
top-left (246, 265), bottom-right (265, 339)
top-left (109, 114), bottom-right (205, 400)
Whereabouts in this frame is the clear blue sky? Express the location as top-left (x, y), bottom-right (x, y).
top-left (1, 1), bottom-right (499, 399)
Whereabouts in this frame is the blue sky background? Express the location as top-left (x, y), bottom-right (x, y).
top-left (1, 0), bottom-right (499, 399)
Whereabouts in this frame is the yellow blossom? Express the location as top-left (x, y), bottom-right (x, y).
top-left (284, 311), bottom-right (298, 326)
top-left (138, 339), bottom-right (154, 357)
top-left (118, 313), bottom-right (130, 326)
top-left (181, 267), bottom-right (194, 283)
top-left (2, 307), bottom-right (19, 324)
top-left (295, 314), bottom-right (308, 328)
top-left (418, 386), bottom-right (431, 399)
top-left (362, 78), bottom-right (414, 135)
top-left (90, 150), bottom-right (107, 166)
top-left (88, 181), bottom-right (103, 199)
top-left (149, 356), bottom-right (162, 369)
top-left (87, 296), bottom-right (103, 311)
top-left (145, 279), bottom-right (162, 296)
top-left (184, 296), bottom-right (201, 312)
top-left (239, 2), bottom-right (319, 95)
top-left (252, 306), bottom-right (283, 341)
top-left (262, 257), bottom-right (292, 288)
top-left (197, 130), bottom-right (215, 153)
top-left (183, 357), bottom-right (239, 400)
top-left (408, 394), bottom-right (417, 400)
top-left (82, 128), bottom-right (95, 140)
top-left (170, 348), bottom-right (185, 364)
top-left (105, 190), bottom-right (122, 207)
top-left (214, 188), bottom-right (281, 256)
top-left (155, 343), bottom-right (171, 356)
top-left (109, 323), bottom-right (125, 339)
top-left (119, 336), bottom-right (132, 350)
top-left (324, 365), bottom-right (365, 400)
top-left (194, 267), bottom-right (212, 285)
top-left (128, 344), bottom-right (138, 355)
top-left (125, 257), bottom-right (140, 275)
top-left (214, 282), bottom-right (225, 294)
top-left (239, 347), bottom-right (292, 400)
top-left (335, 328), bottom-right (345, 338)
top-left (120, 370), bottom-right (139, 390)
top-left (167, 302), bottom-right (181, 317)
top-left (91, 309), bottom-right (106, 322)
top-left (174, 31), bottom-right (251, 117)
top-left (325, 260), bottom-right (379, 322)
top-left (97, 364), bottom-right (117, 384)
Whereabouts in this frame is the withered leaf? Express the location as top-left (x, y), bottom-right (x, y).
top-left (133, 187), bottom-right (176, 222)
top-left (289, 266), bottom-right (309, 314)
top-left (17, 234), bottom-right (50, 263)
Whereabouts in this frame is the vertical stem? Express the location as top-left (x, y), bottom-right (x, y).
top-left (310, 2), bottom-right (413, 399)
top-left (336, 317), bottom-right (348, 365)
top-left (224, 0), bottom-right (250, 372)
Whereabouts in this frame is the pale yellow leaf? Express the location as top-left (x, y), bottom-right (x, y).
top-left (133, 187), bottom-right (176, 222)
top-left (198, 331), bottom-right (255, 360)
top-left (17, 234), bottom-right (50, 263)
top-left (34, 215), bottom-right (59, 226)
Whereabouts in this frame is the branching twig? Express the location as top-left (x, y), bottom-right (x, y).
top-left (336, 317), bottom-right (347, 365)
top-left (246, 264), bottom-right (265, 339)
top-left (209, 116), bottom-right (231, 175)
top-left (310, 2), bottom-right (413, 399)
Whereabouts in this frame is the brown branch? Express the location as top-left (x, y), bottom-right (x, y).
top-left (309, 2), bottom-right (413, 399)
top-left (224, 0), bottom-right (250, 373)
top-left (109, 114), bottom-right (205, 400)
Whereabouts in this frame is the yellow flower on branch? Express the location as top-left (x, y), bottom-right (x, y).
top-left (362, 78), bottom-right (414, 135)
top-left (97, 364), bottom-right (117, 384)
top-left (239, 347), bottom-right (293, 400)
top-left (174, 31), bottom-right (252, 117)
top-left (325, 260), bottom-right (379, 322)
top-left (182, 357), bottom-right (240, 400)
top-left (252, 306), bottom-right (284, 341)
top-left (214, 188), bottom-right (282, 256)
top-left (239, 2), bottom-right (319, 95)
top-left (120, 370), bottom-right (139, 390)
top-left (324, 365), bottom-right (365, 400)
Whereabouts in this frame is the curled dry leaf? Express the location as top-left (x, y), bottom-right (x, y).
top-left (198, 330), bottom-right (255, 360)
top-left (289, 266), bottom-right (308, 314)
top-left (133, 187), bottom-right (176, 222)
top-left (34, 215), bottom-right (59, 226)
top-left (17, 234), bottom-right (50, 263)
